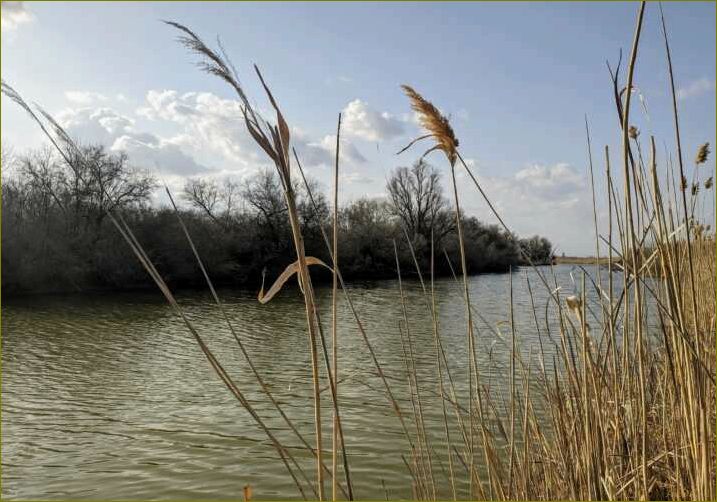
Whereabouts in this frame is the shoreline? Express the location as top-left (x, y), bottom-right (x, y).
top-left (2, 262), bottom-right (556, 301)
top-left (552, 255), bottom-right (619, 266)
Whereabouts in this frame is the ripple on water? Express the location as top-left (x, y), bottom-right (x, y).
top-left (3, 265), bottom-right (628, 499)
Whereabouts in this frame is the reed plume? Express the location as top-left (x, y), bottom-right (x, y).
top-left (398, 85), bottom-right (459, 166)
top-left (564, 295), bottom-right (582, 319)
top-left (696, 142), bottom-right (710, 164)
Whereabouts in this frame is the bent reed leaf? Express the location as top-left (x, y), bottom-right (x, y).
top-left (258, 257), bottom-right (333, 304)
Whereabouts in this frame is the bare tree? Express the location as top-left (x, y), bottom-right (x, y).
top-left (7, 143), bottom-right (155, 238)
top-left (23, 144), bottom-right (157, 228)
top-left (296, 176), bottom-right (330, 230)
top-left (242, 169), bottom-right (287, 229)
top-left (386, 160), bottom-right (453, 243)
top-left (20, 146), bottom-right (68, 216)
top-left (183, 176), bottom-right (245, 228)
top-left (221, 178), bottom-right (241, 215)
top-left (72, 146), bottom-right (155, 218)
top-left (1, 142), bottom-right (17, 173)
top-left (183, 177), bottom-right (222, 224)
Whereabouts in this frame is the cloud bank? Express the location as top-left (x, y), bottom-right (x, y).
top-left (342, 99), bottom-right (405, 142)
top-left (1, 2), bottom-right (33, 32)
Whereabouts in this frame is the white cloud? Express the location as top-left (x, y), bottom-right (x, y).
top-left (56, 89), bottom-right (371, 182)
top-left (65, 91), bottom-right (108, 105)
top-left (58, 107), bottom-right (135, 144)
top-left (319, 134), bottom-right (367, 164)
top-left (459, 163), bottom-right (594, 254)
top-left (137, 89), bottom-right (202, 122)
top-left (342, 99), bottom-right (405, 142)
top-left (291, 131), bottom-right (367, 169)
top-left (137, 90), bottom-right (369, 173)
top-left (57, 105), bottom-right (209, 176)
top-left (490, 163), bottom-right (585, 212)
top-left (293, 138), bottom-right (334, 168)
top-left (137, 90), bottom-right (264, 169)
top-left (1, 2), bottom-right (33, 32)
top-left (111, 133), bottom-right (206, 176)
top-left (512, 163), bottom-right (583, 204)
top-left (677, 78), bottom-right (715, 101)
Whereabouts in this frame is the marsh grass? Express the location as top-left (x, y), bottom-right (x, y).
top-left (3, 1), bottom-right (715, 499)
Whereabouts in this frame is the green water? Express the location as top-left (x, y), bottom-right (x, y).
top-left (2, 265), bottom-right (615, 499)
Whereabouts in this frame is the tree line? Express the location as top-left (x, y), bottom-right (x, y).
top-left (2, 143), bottom-right (553, 295)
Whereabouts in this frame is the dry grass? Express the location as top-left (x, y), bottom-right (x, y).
top-left (3, 1), bottom-right (714, 500)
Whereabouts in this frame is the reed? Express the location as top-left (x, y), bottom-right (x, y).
top-left (331, 113), bottom-right (342, 502)
top-left (389, 3), bottom-right (714, 499)
top-left (4, 1), bottom-right (714, 499)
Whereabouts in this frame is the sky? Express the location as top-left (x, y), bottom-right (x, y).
top-left (2, 1), bottom-right (715, 255)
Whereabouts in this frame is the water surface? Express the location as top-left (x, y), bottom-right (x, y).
top-left (2, 264), bottom-right (622, 499)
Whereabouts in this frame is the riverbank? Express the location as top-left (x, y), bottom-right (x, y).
top-left (552, 255), bottom-right (617, 266)
top-left (2, 260), bottom-right (549, 299)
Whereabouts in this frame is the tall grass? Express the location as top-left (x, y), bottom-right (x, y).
top-left (3, 1), bottom-right (714, 499)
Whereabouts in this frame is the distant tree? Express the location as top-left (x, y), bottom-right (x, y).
top-left (1, 142), bottom-right (16, 172)
top-left (241, 169), bottom-right (287, 233)
top-left (183, 178), bottom-right (221, 224)
top-left (183, 176), bottom-right (244, 228)
top-left (339, 198), bottom-right (396, 276)
top-left (221, 178), bottom-right (241, 215)
top-left (386, 160), bottom-right (454, 245)
top-left (242, 170), bottom-right (277, 212)
top-left (240, 169), bottom-right (328, 234)
top-left (19, 144), bottom-right (155, 227)
top-left (2, 143), bottom-right (155, 292)
top-left (3, 143), bottom-right (553, 293)
top-left (344, 198), bottom-right (392, 230)
top-left (446, 217), bottom-right (521, 272)
top-left (296, 177), bottom-right (329, 228)
top-left (519, 235), bottom-right (553, 264)
top-left (82, 147), bottom-right (155, 215)
top-left (19, 146), bottom-right (68, 217)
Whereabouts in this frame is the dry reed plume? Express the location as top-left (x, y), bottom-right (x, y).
top-left (696, 142), bottom-right (710, 165)
top-left (399, 85), bottom-right (459, 166)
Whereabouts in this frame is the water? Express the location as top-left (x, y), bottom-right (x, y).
top-left (2, 264), bottom-right (622, 499)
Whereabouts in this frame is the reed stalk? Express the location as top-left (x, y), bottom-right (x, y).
top-left (331, 112), bottom-right (341, 502)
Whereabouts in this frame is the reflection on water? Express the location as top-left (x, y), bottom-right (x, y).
top-left (3, 264), bottom-right (629, 499)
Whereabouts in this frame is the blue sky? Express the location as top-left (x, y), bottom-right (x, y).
top-left (2, 1), bottom-right (715, 254)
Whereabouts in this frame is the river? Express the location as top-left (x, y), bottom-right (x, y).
top-left (2, 264), bottom-right (622, 499)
